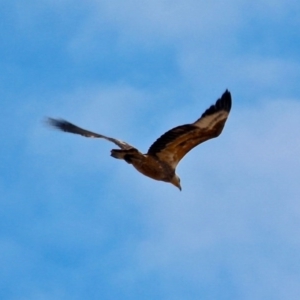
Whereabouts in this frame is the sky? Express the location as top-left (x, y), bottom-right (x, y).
top-left (1, 0), bottom-right (300, 299)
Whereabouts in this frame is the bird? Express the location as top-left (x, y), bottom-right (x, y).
top-left (48, 90), bottom-right (232, 191)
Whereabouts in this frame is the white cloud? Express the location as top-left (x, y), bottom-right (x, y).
top-left (64, 0), bottom-right (300, 53)
top-left (232, 57), bottom-right (300, 90)
top-left (67, 0), bottom-right (242, 55)
top-left (2, 0), bottom-right (300, 298)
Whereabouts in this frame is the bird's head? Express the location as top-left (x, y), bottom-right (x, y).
top-left (171, 174), bottom-right (182, 191)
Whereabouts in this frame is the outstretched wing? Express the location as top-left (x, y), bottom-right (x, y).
top-left (147, 90), bottom-right (232, 168)
top-left (47, 118), bottom-right (134, 150)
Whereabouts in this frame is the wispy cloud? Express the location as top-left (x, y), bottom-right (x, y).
top-left (1, 0), bottom-right (300, 299)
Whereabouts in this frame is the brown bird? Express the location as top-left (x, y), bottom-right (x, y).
top-left (48, 90), bottom-right (232, 190)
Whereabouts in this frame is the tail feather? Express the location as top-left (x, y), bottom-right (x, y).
top-left (111, 149), bottom-right (128, 159)
top-left (111, 148), bottom-right (141, 164)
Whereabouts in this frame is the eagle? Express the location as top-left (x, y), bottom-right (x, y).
top-left (48, 90), bottom-right (232, 190)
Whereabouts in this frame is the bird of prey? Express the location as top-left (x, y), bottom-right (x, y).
top-left (48, 90), bottom-right (232, 190)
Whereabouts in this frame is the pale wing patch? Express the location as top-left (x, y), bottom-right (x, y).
top-left (194, 111), bottom-right (229, 130)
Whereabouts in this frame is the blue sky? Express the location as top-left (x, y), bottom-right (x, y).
top-left (1, 0), bottom-right (300, 299)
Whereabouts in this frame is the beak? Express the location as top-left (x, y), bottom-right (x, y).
top-left (171, 178), bottom-right (182, 191)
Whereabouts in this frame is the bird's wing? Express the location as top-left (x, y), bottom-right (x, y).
top-left (47, 118), bottom-right (134, 150)
top-left (147, 90), bottom-right (232, 168)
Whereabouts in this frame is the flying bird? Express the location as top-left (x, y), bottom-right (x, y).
top-left (48, 90), bottom-right (232, 190)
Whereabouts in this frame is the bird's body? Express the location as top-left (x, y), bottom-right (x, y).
top-left (111, 149), bottom-right (176, 182)
top-left (48, 90), bottom-right (232, 190)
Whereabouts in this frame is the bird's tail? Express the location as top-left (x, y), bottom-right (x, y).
top-left (111, 148), bottom-right (141, 164)
top-left (111, 149), bottom-right (127, 159)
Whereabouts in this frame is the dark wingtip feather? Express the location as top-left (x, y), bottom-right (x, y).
top-left (201, 90), bottom-right (232, 118)
top-left (46, 118), bottom-right (71, 132)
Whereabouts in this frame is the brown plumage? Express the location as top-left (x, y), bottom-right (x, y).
top-left (48, 90), bottom-right (232, 190)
